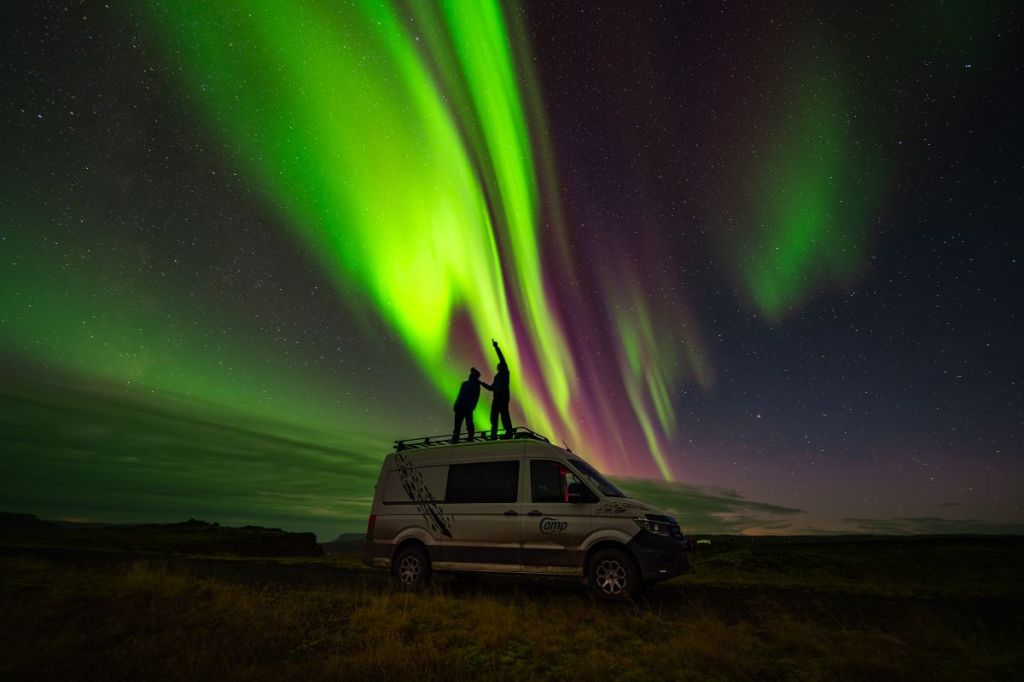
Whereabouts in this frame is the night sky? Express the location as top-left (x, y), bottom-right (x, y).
top-left (2, 1), bottom-right (1021, 539)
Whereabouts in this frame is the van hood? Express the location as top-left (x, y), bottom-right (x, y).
top-left (594, 497), bottom-right (663, 518)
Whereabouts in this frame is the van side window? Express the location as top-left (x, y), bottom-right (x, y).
top-left (531, 460), bottom-right (596, 503)
top-left (446, 461), bottom-right (519, 503)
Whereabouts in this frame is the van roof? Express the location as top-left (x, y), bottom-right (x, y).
top-left (394, 427), bottom-right (551, 452)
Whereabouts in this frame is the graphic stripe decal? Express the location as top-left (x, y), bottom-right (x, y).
top-left (394, 452), bottom-right (454, 538)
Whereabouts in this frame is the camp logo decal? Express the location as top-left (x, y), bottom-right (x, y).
top-left (539, 517), bottom-right (568, 535)
top-left (395, 453), bottom-right (453, 538)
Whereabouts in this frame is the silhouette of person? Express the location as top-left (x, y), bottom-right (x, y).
top-left (485, 339), bottom-right (512, 439)
top-left (452, 367), bottom-right (484, 443)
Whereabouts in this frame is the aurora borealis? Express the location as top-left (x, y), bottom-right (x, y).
top-left (2, 1), bottom-right (1022, 538)
top-left (143, 0), bottom-right (578, 445)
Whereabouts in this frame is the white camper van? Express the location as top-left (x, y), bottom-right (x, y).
top-left (363, 428), bottom-right (691, 601)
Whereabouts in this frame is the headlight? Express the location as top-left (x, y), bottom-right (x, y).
top-left (633, 515), bottom-right (679, 537)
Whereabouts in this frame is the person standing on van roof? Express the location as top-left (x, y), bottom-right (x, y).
top-left (452, 367), bottom-right (484, 443)
top-left (485, 339), bottom-right (513, 439)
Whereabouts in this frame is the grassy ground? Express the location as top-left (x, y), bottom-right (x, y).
top-left (0, 537), bottom-right (1021, 681)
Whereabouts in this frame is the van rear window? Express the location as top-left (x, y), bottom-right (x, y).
top-left (445, 461), bottom-right (519, 503)
top-left (382, 465), bottom-right (447, 503)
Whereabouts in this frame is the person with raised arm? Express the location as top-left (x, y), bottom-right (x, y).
top-left (486, 339), bottom-right (512, 439)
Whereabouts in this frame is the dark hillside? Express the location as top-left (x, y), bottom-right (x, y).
top-left (0, 513), bottom-right (322, 558)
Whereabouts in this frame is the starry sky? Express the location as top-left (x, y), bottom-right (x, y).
top-left (2, 1), bottom-right (1022, 539)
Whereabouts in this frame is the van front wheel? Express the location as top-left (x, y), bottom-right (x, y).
top-left (393, 545), bottom-right (431, 591)
top-left (587, 548), bottom-right (642, 602)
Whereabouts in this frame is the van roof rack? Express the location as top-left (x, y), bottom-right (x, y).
top-left (394, 427), bottom-right (550, 452)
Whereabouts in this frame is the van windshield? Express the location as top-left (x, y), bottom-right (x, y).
top-left (569, 458), bottom-right (626, 498)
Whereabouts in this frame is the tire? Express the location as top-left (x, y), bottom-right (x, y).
top-left (587, 548), bottom-right (642, 602)
top-left (392, 544), bottom-right (431, 591)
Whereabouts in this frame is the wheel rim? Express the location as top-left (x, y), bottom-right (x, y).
top-left (399, 556), bottom-right (421, 585)
top-left (595, 558), bottom-right (627, 595)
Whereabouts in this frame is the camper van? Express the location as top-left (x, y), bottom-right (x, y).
top-left (363, 428), bottom-right (691, 601)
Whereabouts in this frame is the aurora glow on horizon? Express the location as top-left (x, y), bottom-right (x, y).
top-left (2, 1), bottom-right (1021, 539)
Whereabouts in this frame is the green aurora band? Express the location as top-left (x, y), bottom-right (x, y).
top-left (142, 0), bottom-right (577, 441)
top-left (735, 64), bottom-right (875, 322)
top-left (611, 278), bottom-right (711, 481)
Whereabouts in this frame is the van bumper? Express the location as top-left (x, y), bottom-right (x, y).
top-left (627, 530), bottom-right (691, 581)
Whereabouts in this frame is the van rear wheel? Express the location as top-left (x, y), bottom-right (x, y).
top-left (392, 545), bottom-right (431, 591)
top-left (587, 548), bottom-right (642, 602)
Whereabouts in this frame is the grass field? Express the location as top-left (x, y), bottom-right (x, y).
top-left (1, 536), bottom-right (1021, 681)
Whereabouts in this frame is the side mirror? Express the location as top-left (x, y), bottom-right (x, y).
top-left (567, 482), bottom-right (594, 504)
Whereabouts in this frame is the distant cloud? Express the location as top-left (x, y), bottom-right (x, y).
top-left (842, 517), bottom-right (1024, 535)
top-left (0, 367), bottom-right (391, 541)
top-left (613, 478), bottom-right (804, 534)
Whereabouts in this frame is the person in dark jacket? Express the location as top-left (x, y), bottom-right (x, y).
top-left (452, 367), bottom-right (484, 442)
top-left (486, 339), bottom-right (512, 439)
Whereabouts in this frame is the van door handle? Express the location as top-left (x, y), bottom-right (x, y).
top-left (528, 510), bottom-right (543, 516)
top-left (503, 510), bottom-right (518, 516)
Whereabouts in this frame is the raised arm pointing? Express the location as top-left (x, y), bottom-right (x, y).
top-left (492, 339), bottom-right (506, 367)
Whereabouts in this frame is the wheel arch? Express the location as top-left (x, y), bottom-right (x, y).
top-left (582, 537), bottom-right (641, 574)
top-left (390, 527), bottom-right (437, 562)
